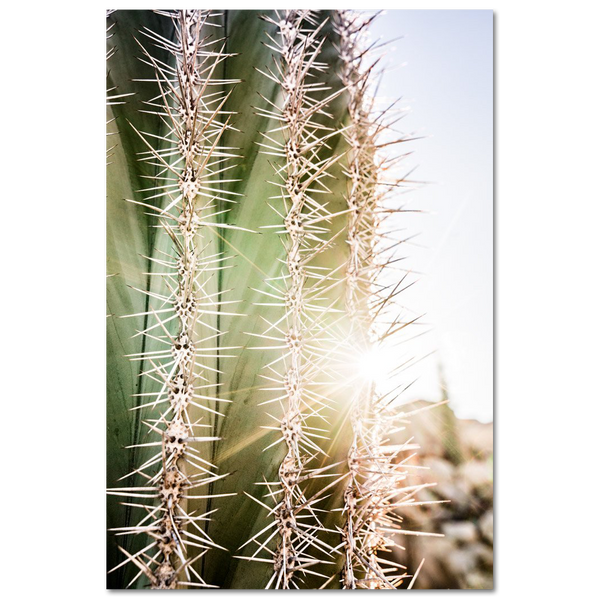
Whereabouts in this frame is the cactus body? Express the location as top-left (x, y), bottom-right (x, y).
top-left (107, 9), bottom-right (433, 590)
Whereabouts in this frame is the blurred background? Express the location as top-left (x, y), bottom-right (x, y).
top-left (370, 10), bottom-right (493, 588)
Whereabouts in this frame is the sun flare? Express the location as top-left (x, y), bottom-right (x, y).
top-left (357, 346), bottom-right (393, 383)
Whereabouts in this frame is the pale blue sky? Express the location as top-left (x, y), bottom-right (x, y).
top-left (370, 10), bottom-right (493, 422)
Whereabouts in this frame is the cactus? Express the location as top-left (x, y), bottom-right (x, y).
top-left (107, 8), bottom-right (437, 590)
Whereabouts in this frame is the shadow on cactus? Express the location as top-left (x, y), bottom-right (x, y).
top-left (106, 8), bottom-right (441, 590)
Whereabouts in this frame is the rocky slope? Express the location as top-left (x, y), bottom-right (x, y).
top-left (394, 401), bottom-right (494, 589)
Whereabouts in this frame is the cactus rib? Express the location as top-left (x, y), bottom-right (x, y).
top-left (107, 9), bottom-right (240, 589)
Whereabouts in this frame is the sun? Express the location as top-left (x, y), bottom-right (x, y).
top-left (357, 346), bottom-right (393, 383)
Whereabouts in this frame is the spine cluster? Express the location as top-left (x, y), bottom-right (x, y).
top-left (108, 10), bottom-right (239, 589)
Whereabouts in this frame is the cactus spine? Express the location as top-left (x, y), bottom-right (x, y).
top-left (106, 10), bottom-right (131, 164)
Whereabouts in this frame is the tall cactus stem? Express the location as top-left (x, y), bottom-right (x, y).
top-left (107, 9), bottom-right (241, 588)
top-left (239, 10), bottom-right (347, 589)
top-left (334, 10), bottom-right (429, 589)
